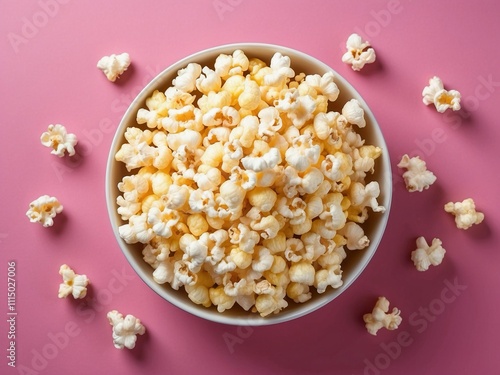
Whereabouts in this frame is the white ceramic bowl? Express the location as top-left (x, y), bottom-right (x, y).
top-left (106, 43), bottom-right (392, 326)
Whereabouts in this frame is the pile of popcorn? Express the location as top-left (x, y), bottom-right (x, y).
top-left (114, 49), bottom-right (387, 317)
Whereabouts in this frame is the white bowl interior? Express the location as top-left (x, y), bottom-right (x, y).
top-left (106, 43), bottom-right (392, 326)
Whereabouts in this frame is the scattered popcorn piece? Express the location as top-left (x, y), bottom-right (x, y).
top-left (97, 53), bottom-right (131, 82)
top-left (397, 154), bottom-right (437, 192)
top-left (26, 195), bottom-right (63, 227)
top-left (58, 264), bottom-right (89, 299)
top-left (411, 237), bottom-right (446, 271)
top-left (363, 297), bottom-right (402, 336)
top-left (341, 33), bottom-right (376, 71)
top-left (114, 50), bottom-right (387, 317)
top-left (422, 76), bottom-right (461, 113)
top-left (40, 124), bottom-right (78, 157)
top-left (107, 310), bottom-right (146, 350)
top-left (444, 198), bottom-right (484, 230)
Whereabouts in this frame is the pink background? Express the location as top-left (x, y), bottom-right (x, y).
top-left (1, 1), bottom-right (499, 374)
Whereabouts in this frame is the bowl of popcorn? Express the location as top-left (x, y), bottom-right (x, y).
top-left (106, 43), bottom-right (392, 325)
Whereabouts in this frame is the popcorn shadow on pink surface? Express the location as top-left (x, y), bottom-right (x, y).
top-left (462, 218), bottom-right (492, 241)
top-left (48, 210), bottom-right (69, 235)
top-left (356, 54), bottom-right (385, 76)
top-left (421, 178), bottom-right (446, 206)
top-left (48, 143), bottom-right (90, 183)
top-left (440, 107), bottom-right (474, 129)
top-left (70, 145), bottom-right (89, 167)
top-left (65, 282), bottom-right (95, 309)
top-left (390, 177), bottom-right (446, 227)
top-left (127, 328), bottom-right (150, 361)
top-left (113, 63), bottom-right (135, 88)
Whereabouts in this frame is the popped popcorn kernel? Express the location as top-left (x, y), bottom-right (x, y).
top-left (397, 154), bottom-right (437, 192)
top-left (422, 76), bottom-right (461, 113)
top-left (97, 53), bottom-right (131, 82)
top-left (26, 195), bottom-right (63, 227)
top-left (114, 49), bottom-right (387, 317)
top-left (411, 237), bottom-right (446, 271)
top-left (444, 198), bottom-right (484, 230)
top-left (186, 213), bottom-right (209, 237)
top-left (363, 297), bottom-right (402, 336)
top-left (107, 310), bottom-right (146, 350)
top-left (342, 99), bottom-right (366, 128)
top-left (341, 33), bottom-right (376, 71)
top-left (40, 124), bottom-right (78, 157)
top-left (58, 264), bottom-right (89, 299)
top-left (254, 287), bottom-right (288, 317)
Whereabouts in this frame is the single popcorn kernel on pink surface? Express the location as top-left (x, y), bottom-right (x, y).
top-left (40, 124), bottom-right (78, 157)
top-left (97, 52), bottom-right (131, 82)
top-left (444, 198), bottom-right (484, 230)
top-left (411, 237), bottom-right (446, 271)
top-left (26, 195), bottom-right (63, 227)
top-left (397, 154), bottom-right (437, 192)
top-left (107, 310), bottom-right (146, 350)
top-left (114, 50), bottom-right (386, 316)
top-left (363, 296), bottom-right (402, 335)
top-left (58, 264), bottom-right (90, 299)
top-left (341, 33), bottom-right (376, 71)
top-left (422, 76), bottom-right (461, 113)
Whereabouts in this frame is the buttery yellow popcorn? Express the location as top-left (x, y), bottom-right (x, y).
top-left (115, 50), bottom-right (386, 316)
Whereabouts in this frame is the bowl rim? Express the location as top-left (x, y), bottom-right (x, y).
top-left (105, 42), bottom-right (392, 326)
